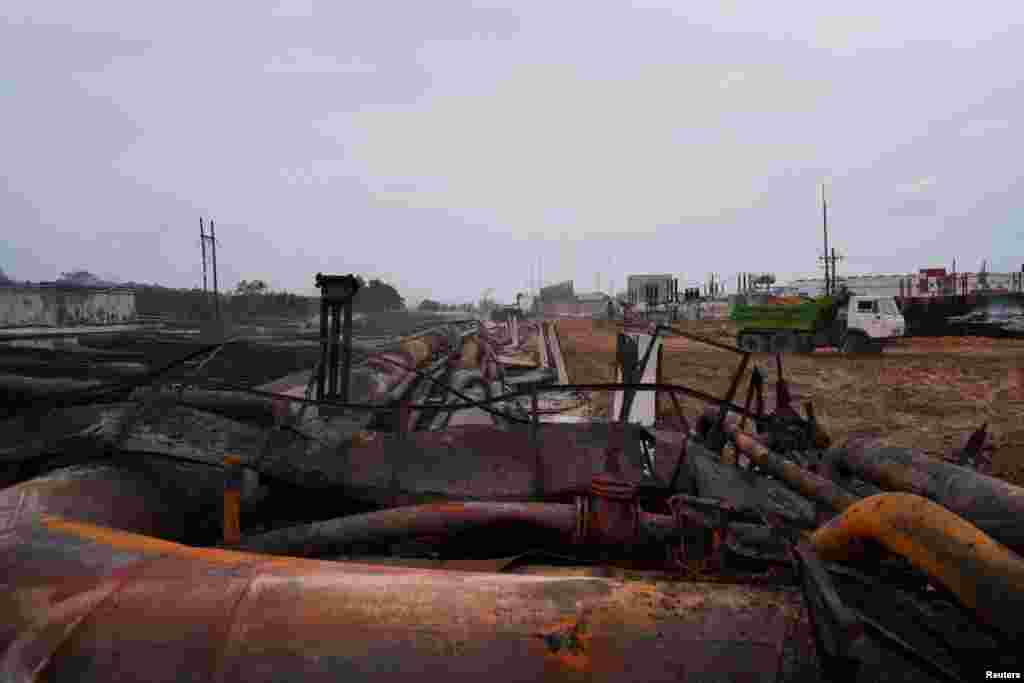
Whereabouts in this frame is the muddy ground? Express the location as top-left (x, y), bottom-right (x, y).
top-left (556, 318), bottom-right (1024, 487)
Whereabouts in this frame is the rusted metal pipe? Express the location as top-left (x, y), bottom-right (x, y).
top-left (837, 441), bottom-right (1024, 551)
top-left (232, 501), bottom-right (684, 558)
top-left (701, 408), bottom-right (859, 512)
top-left (232, 502), bottom-right (578, 556)
top-left (0, 513), bottom-right (806, 682)
top-left (164, 388), bottom-right (280, 426)
top-left (0, 356), bottom-right (149, 379)
top-left (810, 492), bottom-right (1024, 639)
top-left (0, 373), bottom-right (105, 399)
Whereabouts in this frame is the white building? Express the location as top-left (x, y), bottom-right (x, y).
top-left (787, 270), bottom-right (1024, 298)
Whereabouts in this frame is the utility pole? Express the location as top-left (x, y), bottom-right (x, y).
top-left (199, 218), bottom-right (208, 293)
top-left (821, 183), bottom-right (831, 296)
top-left (210, 219), bottom-right (221, 322)
top-left (829, 248), bottom-right (844, 292)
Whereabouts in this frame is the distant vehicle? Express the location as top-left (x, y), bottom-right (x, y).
top-left (947, 309), bottom-right (1024, 338)
top-left (730, 289), bottom-right (905, 353)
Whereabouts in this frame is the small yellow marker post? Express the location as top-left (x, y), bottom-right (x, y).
top-left (223, 455), bottom-right (243, 546)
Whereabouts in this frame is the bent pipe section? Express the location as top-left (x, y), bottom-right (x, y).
top-left (0, 469), bottom-right (800, 682)
top-left (699, 408), bottom-right (860, 513)
top-left (231, 502), bottom-right (578, 556)
top-left (838, 441), bottom-right (1024, 553)
top-left (230, 502), bottom-right (682, 557)
top-left (810, 492), bottom-right (1024, 640)
top-left (432, 369), bottom-right (494, 429)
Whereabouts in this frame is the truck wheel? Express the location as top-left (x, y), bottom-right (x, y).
top-left (771, 332), bottom-right (796, 353)
top-left (841, 335), bottom-right (864, 354)
top-left (737, 334), bottom-right (759, 352)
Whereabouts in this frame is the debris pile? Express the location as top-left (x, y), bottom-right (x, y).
top-left (1, 295), bottom-right (1022, 681)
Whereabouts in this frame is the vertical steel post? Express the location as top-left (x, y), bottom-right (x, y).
top-left (531, 386), bottom-right (542, 497)
top-left (341, 298), bottom-right (353, 404)
top-left (531, 387), bottom-right (539, 445)
top-left (210, 220), bottom-right (221, 322)
top-left (317, 296), bottom-right (329, 402)
top-left (328, 304), bottom-right (341, 397)
top-left (200, 218), bottom-right (208, 293)
top-left (822, 184), bottom-right (830, 296)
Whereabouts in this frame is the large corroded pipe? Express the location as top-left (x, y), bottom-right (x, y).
top-left (700, 408), bottom-right (859, 512)
top-left (231, 502), bottom-right (688, 558)
top-left (0, 470), bottom-right (806, 682)
top-left (431, 369), bottom-right (493, 429)
top-left (810, 492), bottom-right (1024, 639)
top-left (0, 356), bottom-right (149, 379)
top-left (232, 502), bottom-right (579, 556)
top-left (0, 373), bottom-right (105, 398)
top-left (838, 441), bottom-right (1024, 552)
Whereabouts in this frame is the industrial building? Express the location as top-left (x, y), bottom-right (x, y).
top-left (574, 291), bottom-right (614, 317)
top-left (0, 283), bottom-right (136, 328)
top-left (787, 267), bottom-right (1024, 299)
top-left (626, 274), bottom-right (676, 309)
top-left (537, 280), bottom-right (575, 303)
top-left (531, 281), bottom-right (614, 317)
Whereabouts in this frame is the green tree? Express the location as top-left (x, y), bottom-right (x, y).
top-left (351, 278), bottom-right (405, 312)
top-left (57, 270), bottom-right (109, 286)
top-left (235, 279), bottom-right (269, 296)
top-left (418, 299), bottom-right (442, 312)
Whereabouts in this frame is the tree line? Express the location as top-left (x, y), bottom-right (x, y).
top-left (417, 299), bottom-right (475, 313)
top-left (2, 267), bottom-right (464, 318)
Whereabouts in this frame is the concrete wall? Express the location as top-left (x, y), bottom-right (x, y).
top-left (538, 300), bottom-right (610, 317)
top-left (678, 301), bottom-right (731, 321)
top-left (0, 287), bottom-right (136, 327)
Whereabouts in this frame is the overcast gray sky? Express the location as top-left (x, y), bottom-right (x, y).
top-left (2, 1), bottom-right (1022, 304)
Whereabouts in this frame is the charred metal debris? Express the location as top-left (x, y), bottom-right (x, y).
top-left (0, 274), bottom-right (1021, 682)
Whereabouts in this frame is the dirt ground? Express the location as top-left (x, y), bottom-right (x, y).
top-left (556, 318), bottom-right (1024, 487)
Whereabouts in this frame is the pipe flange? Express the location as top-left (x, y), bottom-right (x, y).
top-left (587, 475), bottom-right (640, 546)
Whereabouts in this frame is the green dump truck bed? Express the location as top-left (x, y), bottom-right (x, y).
top-left (730, 296), bottom-right (838, 333)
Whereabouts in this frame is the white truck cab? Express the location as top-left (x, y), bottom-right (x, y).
top-left (839, 295), bottom-right (905, 351)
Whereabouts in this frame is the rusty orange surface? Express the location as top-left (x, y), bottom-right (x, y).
top-left (0, 466), bottom-right (807, 682)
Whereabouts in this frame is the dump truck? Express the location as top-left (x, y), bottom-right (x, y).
top-left (731, 289), bottom-right (905, 353)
